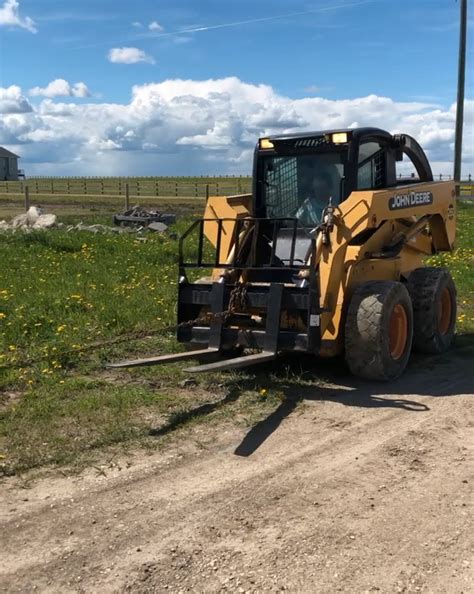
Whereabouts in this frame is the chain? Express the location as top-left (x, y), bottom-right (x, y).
top-left (0, 282), bottom-right (249, 371)
top-left (226, 282), bottom-right (249, 317)
top-left (176, 281), bottom-right (249, 328)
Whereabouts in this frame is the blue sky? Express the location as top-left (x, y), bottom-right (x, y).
top-left (0, 0), bottom-right (472, 175)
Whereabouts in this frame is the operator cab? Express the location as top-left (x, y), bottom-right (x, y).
top-left (253, 127), bottom-right (434, 227)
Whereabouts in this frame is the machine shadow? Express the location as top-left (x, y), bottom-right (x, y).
top-left (234, 334), bottom-right (474, 457)
top-left (149, 388), bottom-right (241, 438)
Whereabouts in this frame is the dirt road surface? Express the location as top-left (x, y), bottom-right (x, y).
top-left (1, 347), bottom-right (473, 593)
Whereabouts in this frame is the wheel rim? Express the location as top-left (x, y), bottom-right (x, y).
top-left (389, 304), bottom-right (408, 360)
top-left (438, 287), bottom-right (452, 336)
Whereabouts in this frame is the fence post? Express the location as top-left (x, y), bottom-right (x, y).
top-left (205, 184), bottom-right (210, 202)
top-left (24, 186), bottom-right (30, 212)
top-left (125, 183), bottom-right (130, 210)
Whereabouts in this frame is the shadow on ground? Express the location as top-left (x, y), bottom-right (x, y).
top-left (149, 334), bottom-right (474, 455)
top-left (234, 334), bottom-right (474, 456)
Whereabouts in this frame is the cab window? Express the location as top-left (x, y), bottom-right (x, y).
top-left (357, 142), bottom-right (386, 190)
top-left (263, 153), bottom-right (344, 226)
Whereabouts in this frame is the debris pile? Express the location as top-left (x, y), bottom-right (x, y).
top-left (0, 207), bottom-right (57, 231)
top-left (0, 205), bottom-right (176, 235)
top-left (113, 205), bottom-right (176, 229)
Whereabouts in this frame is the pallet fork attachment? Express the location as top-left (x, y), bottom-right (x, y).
top-left (185, 351), bottom-right (276, 373)
top-left (185, 282), bottom-right (283, 372)
top-left (105, 348), bottom-right (220, 370)
top-left (106, 348), bottom-right (277, 372)
top-left (106, 282), bottom-right (283, 372)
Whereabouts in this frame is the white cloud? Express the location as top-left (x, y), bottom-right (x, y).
top-left (108, 47), bottom-right (155, 65)
top-left (0, 78), bottom-right (472, 177)
top-left (0, 0), bottom-right (37, 33)
top-left (149, 20), bottom-right (163, 32)
top-left (29, 79), bottom-right (91, 99)
top-left (131, 21), bottom-right (143, 28)
top-left (0, 85), bottom-right (33, 114)
top-left (38, 100), bottom-right (75, 117)
top-left (71, 82), bottom-right (91, 98)
top-left (304, 85), bottom-right (322, 94)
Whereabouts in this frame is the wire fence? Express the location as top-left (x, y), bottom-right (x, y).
top-left (0, 175), bottom-right (472, 204)
top-left (0, 177), bottom-right (253, 198)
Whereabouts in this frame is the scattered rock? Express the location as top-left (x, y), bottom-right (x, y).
top-left (1, 207), bottom-right (57, 231)
top-left (179, 378), bottom-right (198, 388)
top-left (148, 221), bottom-right (168, 233)
top-left (32, 213), bottom-right (57, 229)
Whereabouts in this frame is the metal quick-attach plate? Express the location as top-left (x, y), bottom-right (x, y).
top-left (179, 284), bottom-right (310, 310)
top-left (178, 276), bottom-right (321, 355)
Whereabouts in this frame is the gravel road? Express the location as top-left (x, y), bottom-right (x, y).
top-left (1, 347), bottom-right (473, 593)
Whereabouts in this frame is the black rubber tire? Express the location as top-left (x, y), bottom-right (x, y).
top-left (407, 267), bottom-right (457, 354)
top-left (345, 281), bottom-right (413, 381)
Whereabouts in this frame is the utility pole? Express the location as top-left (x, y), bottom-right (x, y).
top-left (454, 0), bottom-right (468, 183)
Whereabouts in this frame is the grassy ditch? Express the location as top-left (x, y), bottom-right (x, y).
top-left (0, 203), bottom-right (472, 475)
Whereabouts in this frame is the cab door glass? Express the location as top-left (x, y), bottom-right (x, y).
top-left (357, 142), bottom-right (386, 190)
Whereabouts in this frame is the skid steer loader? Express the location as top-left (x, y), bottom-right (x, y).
top-left (109, 127), bottom-right (457, 380)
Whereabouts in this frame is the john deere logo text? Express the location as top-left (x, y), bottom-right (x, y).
top-left (389, 191), bottom-right (433, 210)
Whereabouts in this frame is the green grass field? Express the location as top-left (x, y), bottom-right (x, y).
top-left (0, 202), bottom-right (472, 475)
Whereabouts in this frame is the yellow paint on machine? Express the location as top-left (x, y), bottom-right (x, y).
top-left (201, 180), bottom-right (456, 356)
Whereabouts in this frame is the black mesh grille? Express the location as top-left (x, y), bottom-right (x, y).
top-left (293, 136), bottom-right (328, 148)
top-left (266, 158), bottom-right (299, 218)
top-left (373, 150), bottom-right (385, 187)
